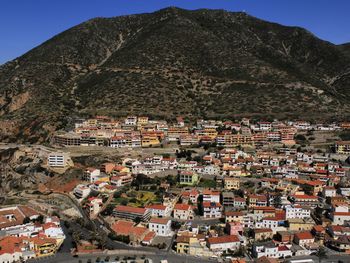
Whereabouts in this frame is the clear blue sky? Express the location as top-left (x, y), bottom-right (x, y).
top-left (1, 0), bottom-right (350, 64)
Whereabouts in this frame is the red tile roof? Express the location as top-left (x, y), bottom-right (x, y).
top-left (207, 235), bottom-right (240, 244)
top-left (149, 217), bottom-right (171, 225)
top-left (174, 204), bottom-right (191, 211)
top-left (114, 205), bottom-right (147, 215)
top-left (295, 231), bottom-right (313, 240)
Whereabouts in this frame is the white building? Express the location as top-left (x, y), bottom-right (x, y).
top-left (202, 202), bottom-right (222, 219)
top-left (331, 212), bottom-right (350, 225)
top-left (73, 184), bottom-right (91, 199)
top-left (322, 187), bottom-right (337, 197)
top-left (47, 152), bottom-right (71, 167)
top-left (253, 242), bottom-right (278, 258)
top-left (146, 204), bottom-right (172, 217)
top-left (148, 218), bottom-right (172, 236)
top-left (285, 205), bottom-right (311, 219)
top-left (207, 235), bottom-right (241, 252)
top-left (43, 223), bottom-right (65, 239)
top-left (125, 116), bottom-right (137, 126)
top-left (86, 197), bottom-right (103, 216)
top-left (202, 190), bottom-right (220, 203)
top-left (83, 168), bottom-right (106, 183)
top-left (255, 218), bottom-right (279, 230)
top-left (173, 204), bottom-right (193, 220)
top-left (202, 165), bottom-right (220, 175)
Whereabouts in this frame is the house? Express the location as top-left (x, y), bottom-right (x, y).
top-left (178, 171), bottom-right (199, 186)
top-left (125, 116), bottom-right (137, 126)
top-left (248, 195), bottom-right (268, 207)
top-left (31, 236), bottom-right (58, 257)
top-left (176, 234), bottom-right (212, 257)
top-left (277, 245), bottom-right (293, 259)
top-left (331, 211), bottom-right (350, 225)
top-left (73, 184), bottom-right (91, 199)
top-left (335, 141), bottom-right (350, 154)
top-left (141, 135), bottom-right (160, 147)
top-left (90, 181), bottom-right (108, 192)
top-left (327, 225), bottom-right (350, 238)
top-left (202, 202), bottom-right (222, 219)
top-left (253, 228), bottom-right (273, 241)
top-left (83, 168), bottom-right (109, 183)
top-left (181, 189), bottom-right (199, 204)
top-left (86, 197), bottom-right (103, 217)
top-left (173, 204), bottom-right (194, 220)
top-left (146, 204), bottom-right (171, 218)
top-left (288, 218), bottom-right (315, 231)
top-left (222, 192), bottom-right (235, 207)
top-left (253, 241), bottom-right (278, 258)
top-left (224, 177), bottom-right (240, 190)
top-left (255, 217), bottom-right (278, 230)
top-left (148, 217), bottom-right (172, 236)
top-left (226, 222), bottom-right (244, 236)
top-left (311, 225), bottom-right (326, 243)
top-left (328, 235), bottom-right (350, 252)
top-left (110, 174), bottom-right (133, 187)
top-left (202, 190), bottom-right (221, 203)
top-left (111, 220), bottom-right (150, 245)
top-left (293, 231), bottom-right (314, 246)
top-left (323, 186), bottom-right (337, 197)
top-left (203, 165), bottom-right (220, 175)
top-left (0, 236), bottom-right (36, 263)
top-left (0, 206), bottom-right (40, 229)
top-left (290, 194), bottom-right (319, 208)
top-left (225, 211), bottom-right (244, 223)
top-left (206, 235), bottom-right (241, 252)
top-left (42, 221), bottom-right (65, 240)
top-left (113, 205), bottom-right (151, 222)
top-left (276, 231), bottom-right (294, 243)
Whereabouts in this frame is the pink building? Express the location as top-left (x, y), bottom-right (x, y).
top-left (226, 221), bottom-right (243, 236)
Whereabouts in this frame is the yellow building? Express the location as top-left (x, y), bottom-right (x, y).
top-left (224, 177), bottom-right (240, 190)
top-left (31, 237), bottom-right (57, 257)
top-left (86, 119), bottom-right (98, 126)
top-left (335, 141), bottom-right (350, 154)
top-left (176, 235), bottom-right (212, 257)
top-left (141, 136), bottom-right (160, 147)
top-left (199, 128), bottom-right (218, 139)
top-left (138, 116), bottom-right (149, 125)
top-left (288, 218), bottom-right (314, 231)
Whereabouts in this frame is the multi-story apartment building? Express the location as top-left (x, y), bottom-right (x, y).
top-left (335, 141), bottom-right (350, 154)
top-left (148, 218), bottom-right (172, 236)
top-left (47, 152), bottom-right (71, 167)
top-left (224, 177), bottom-right (240, 190)
top-left (285, 205), bottom-right (311, 219)
top-left (113, 205), bottom-right (151, 222)
top-left (178, 171), bottom-right (199, 186)
top-left (202, 202), bottom-right (222, 218)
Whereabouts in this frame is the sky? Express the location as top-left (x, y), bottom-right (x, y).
top-left (1, 0), bottom-right (350, 65)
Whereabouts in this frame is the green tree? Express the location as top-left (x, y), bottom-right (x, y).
top-left (315, 246), bottom-right (327, 263)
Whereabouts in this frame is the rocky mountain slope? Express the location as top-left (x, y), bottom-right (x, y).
top-left (0, 7), bottom-right (350, 142)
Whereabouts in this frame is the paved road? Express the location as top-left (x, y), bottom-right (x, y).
top-left (285, 254), bottom-right (350, 263)
top-left (29, 250), bottom-right (218, 263)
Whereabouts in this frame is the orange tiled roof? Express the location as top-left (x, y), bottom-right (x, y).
top-left (149, 217), bottom-right (170, 224)
top-left (295, 231), bottom-right (313, 240)
top-left (114, 205), bottom-right (147, 215)
top-left (207, 235), bottom-right (240, 244)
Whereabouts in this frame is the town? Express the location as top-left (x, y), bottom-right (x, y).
top-left (1, 115), bottom-right (350, 263)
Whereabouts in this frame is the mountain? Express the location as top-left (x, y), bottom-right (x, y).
top-left (1, 7), bottom-right (350, 142)
top-left (339, 43), bottom-right (350, 57)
